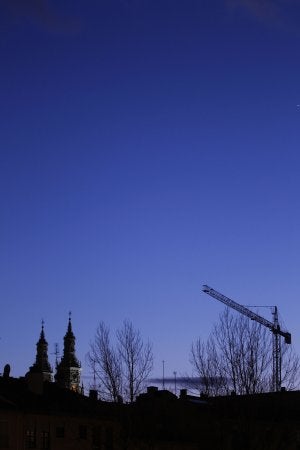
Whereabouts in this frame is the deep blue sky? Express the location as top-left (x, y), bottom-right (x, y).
top-left (1, 0), bottom-right (300, 385)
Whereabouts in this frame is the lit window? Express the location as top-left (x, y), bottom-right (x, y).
top-left (41, 431), bottom-right (50, 450)
top-left (25, 430), bottom-right (36, 449)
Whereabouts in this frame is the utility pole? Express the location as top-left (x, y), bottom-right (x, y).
top-left (173, 371), bottom-right (177, 395)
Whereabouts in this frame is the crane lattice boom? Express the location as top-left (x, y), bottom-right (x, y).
top-left (202, 285), bottom-right (291, 392)
top-left (202, 285), bottom-right (291, 344)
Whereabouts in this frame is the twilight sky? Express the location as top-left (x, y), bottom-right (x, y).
top-left (1, 0), bottom-right (300, 386)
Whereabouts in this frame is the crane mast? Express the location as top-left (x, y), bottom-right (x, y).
top-left (202, 285), bottom-right (291, 392)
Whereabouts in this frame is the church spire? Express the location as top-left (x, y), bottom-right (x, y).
top-left (26, 321), bottom-right (53, 382)
top-left (55, 314), bottom-right (81, 392)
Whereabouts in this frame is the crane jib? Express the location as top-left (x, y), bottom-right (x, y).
top-left (202, 285), bottom-right (291, 344)
top-left (202, 284), bottom-right (292, 392)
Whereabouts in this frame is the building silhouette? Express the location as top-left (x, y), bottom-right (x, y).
top-left (54, 315), bottom-right (81, 392)
top-left (25, 321), bottom-right (53, 392)
top-left (1, 318), bottom-right (300, 449)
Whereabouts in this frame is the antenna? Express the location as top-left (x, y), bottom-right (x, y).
top-left (173, 371), bottom-right (177, 395)
top-left (53, 343), bottom-right (60, 368)
top-left (162, 360), bottom-right (165, 389)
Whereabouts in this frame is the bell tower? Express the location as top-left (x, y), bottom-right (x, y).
top-left (26, 321), bottom-right (53, 386)
top-left (55, 313), bottom-right (81, 392)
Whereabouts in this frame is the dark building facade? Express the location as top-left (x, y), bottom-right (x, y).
top-left (2, 377), bottom-right (300, 449)
top-left (0, 376), bottom-right (119, 450)
top-left (1, 320), bottom-right (300, 449)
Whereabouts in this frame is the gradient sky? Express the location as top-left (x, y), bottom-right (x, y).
top-left (1, 0), bottom-right (300, 387)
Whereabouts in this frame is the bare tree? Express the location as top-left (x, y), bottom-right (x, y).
top-left (88, 320), bottom-right (153, 402)
top-left (281, 342), bottom-right (300, 390)
top-left (87, 322), bottom-right (122, 402)
top-left (190, 336), bottom-right (225, 395)
top-left (190, 308), bottom-right (299, 395)
top-left (117, 320), bottom-right (153, 402)
top-left (214, 309), bottom-right (272, 394)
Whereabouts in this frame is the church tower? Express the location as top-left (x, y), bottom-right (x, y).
top-left (26, 322), bottom-right (53, 386)
top-left (55, 314), bottom-right (81, 392)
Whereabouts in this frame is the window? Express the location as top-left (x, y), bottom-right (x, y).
top-left (78, 425), bottom-right (87, 440)
top-left (25, 430), bottom-right (36, 449)
top-left (92, 426), bottom-right (102, 450)
top-left (105, 427), bottom-right (113, 450)
top-left (56, 427), bottom-right (64, 438)
top-left (0, 421), bottom-right (9, 448)
top-left (41, 431), bottom-right (50, 450)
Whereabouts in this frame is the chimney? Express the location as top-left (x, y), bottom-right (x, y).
top-left (89, 389), bottom-right (98, 401)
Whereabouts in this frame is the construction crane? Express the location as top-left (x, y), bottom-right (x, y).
top-left (202, 285), bottom-right (291, 392)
